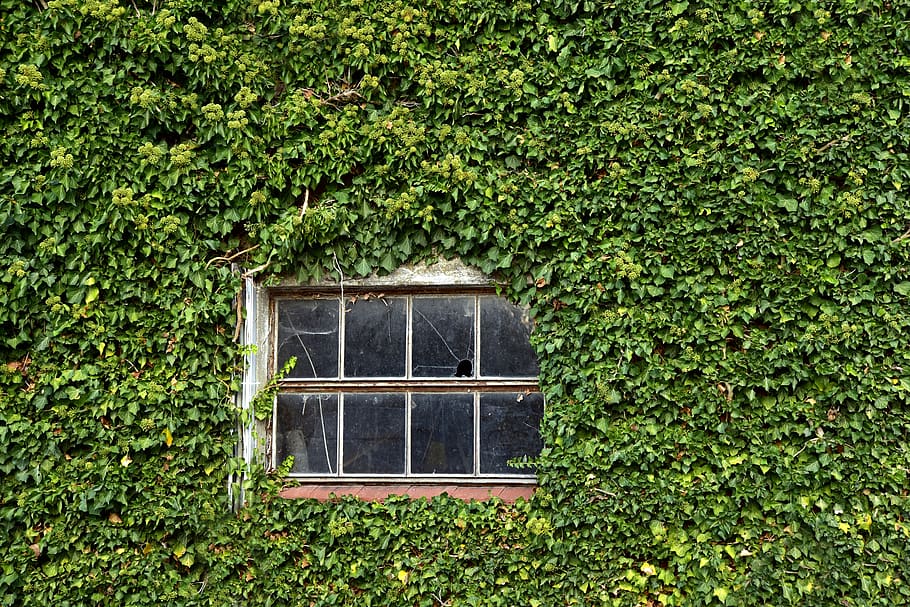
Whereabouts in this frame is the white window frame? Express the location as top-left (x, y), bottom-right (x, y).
top-left (246, 259), bottom-right (542, 485)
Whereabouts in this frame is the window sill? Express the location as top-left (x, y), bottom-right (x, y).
top-left (279, 484), bottom-right (536, 502)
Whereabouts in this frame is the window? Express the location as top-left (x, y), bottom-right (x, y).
top-left (270, 289), bottom-right (543, 482)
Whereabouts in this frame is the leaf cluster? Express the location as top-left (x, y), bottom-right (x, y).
top-left (2, 0), bottom-right (910, 605)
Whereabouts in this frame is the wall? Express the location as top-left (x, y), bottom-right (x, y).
top-left (1, 1), bottom-right (909, 605)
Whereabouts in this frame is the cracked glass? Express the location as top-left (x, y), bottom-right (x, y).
top-left (275, 393), bottom-right (338, 474)
top-left (479, 296), bottom-right (539, 377)
top-left (276, 299), bottom-right (339, 378)
top-left (342, 393), bottom-right (406, 474)
top-left (343, 296), bottom-right (407, 378)
top-left (273, 290), bottom-right (542, 479)
top-left (410, 393), bottom-right (474, 474)
top-left (412, 296), bottom-right (475, 378)
top-left (479, 392), bottom-right (544, 474)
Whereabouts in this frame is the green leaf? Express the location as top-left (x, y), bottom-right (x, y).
top-left (547, 34), bottom-right (559, 53)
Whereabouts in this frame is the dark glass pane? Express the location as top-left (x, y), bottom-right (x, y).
top-left (412, 297), bottom-right (475, 378)
top-left (344, 297), bottom-right (406, 377)
top-left (276, 299), bottom-right (339, 378)
top-left (479, 297), bottom-right (539, 377)
top-left (480, 392), bottom-right (544, 475)
top-left (411, 393), bottom-right (474, 475)
top-left (275, 393), bottom-right (338, 474)
top-left (342, 393), bottom-right (405, 474)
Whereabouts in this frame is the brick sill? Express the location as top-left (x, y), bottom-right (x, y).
top-left (279, 484), bottom-right (536, 502)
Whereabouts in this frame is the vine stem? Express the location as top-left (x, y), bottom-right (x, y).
top-left (814, 134), bottom-right (852, 154)
top-left (206, 245), bottom-right (260, 268)
top-left (298, 188), bottom-right (310, 219)
top-left (891, 226), bottom-right (910, 244)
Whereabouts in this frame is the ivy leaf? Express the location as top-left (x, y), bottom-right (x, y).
top-left (894, 282), bottom-right (910, 296)
top-left (547, 34), bottom-right (559, 53)
top-left (671, 1), bottom-right (689, 15)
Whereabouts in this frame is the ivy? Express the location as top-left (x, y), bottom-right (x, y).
top-left (2, 0), bottom-right (910, 605)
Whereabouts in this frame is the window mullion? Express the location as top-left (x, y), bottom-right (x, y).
top-left (337, 297), bottom-right (344, 476)
top-left (337, 392), bottom-right (344, 476)
top-left (406, 296), bottom-right (413, 380)
top-left (338, 296), bottom-right (345, 380)
top-left (474, 295), bottom-right (481, 378)
top-left (404, 297), bottom-right (412, 477)
top-left (474, 391), bottom-right (481, 476)
top-left (405, 392), bottom-right (412, 477)
top-left (474, 297), bottom-right (481, 477)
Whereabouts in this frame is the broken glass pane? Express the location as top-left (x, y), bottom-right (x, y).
top-left (479, 296), bottom-right (539, 377)
top-left (412, 296), bottom-right (475, 378)
top-left (410, 393), bottom-right (474, 474)
top-left (344, 296), bottom-right (407, 377)
top-left (342, 393), bottom-right (405, 474)
top-left (276, 299), bottom-right (339, 378)
top-left (275, 393), bottom-right (338, 475)
top-left (480, 392), bottom-right (543, 475)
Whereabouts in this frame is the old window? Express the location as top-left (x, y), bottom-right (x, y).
top-left (270, 289), bottom-right (543, 482)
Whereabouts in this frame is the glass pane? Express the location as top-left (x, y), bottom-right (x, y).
top-left (410, 393), bottom-right (474, 474)
top-left (344, 296), bottom-right (406, 377)
top-left (275, 393), bottom-right (338, 474)
top-left (342, 393), bottom-right (405, 474)
top-left (276, 299), bottom-right (339, 378)
top-left (479, 296), bottom-right (539, 377)
top-left (480, 392), bottom-right (544, 475)
top-left (412, 296), bottom-right (475, 378)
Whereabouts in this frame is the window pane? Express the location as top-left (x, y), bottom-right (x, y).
top-left (479, 296), bottom-right (539, 377)
top-left (276, 299), bottom-right (339, 378)
top-left (275, 393), bottom-right (338, 474)
top-left (480, 392), bottom-right (544, 475)
top-left (410, 393), bottom-right (474, 474)
top-left (412, 296), bottom-right (475, 378)
top-left (344, 296), bottom-right (406, 377)
top-left (342, 393), bottom-right (405, 474)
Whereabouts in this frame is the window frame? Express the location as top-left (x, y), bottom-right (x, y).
top-left (267, 284), bottom-right (542, 485)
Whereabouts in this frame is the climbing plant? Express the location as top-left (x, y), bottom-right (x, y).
top-left (1, 0), bottom-right (909, 605)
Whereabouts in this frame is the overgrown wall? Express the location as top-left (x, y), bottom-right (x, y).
top-left (2, 0), bottom-right (909, 604)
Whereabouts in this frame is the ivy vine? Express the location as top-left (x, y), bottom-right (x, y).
top-left (1, 0), bottom-right (909, 605)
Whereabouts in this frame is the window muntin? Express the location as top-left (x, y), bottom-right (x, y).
top-left (272, 292), bottom-right (541, 480)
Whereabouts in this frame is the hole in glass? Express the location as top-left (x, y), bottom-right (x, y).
top-left (455, 359), bottom-right (473, 377)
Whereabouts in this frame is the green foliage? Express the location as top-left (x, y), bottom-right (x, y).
top-left (2, 0), bottom-right (910, 605)
top-left (252, 356), bottom-right (296, 422)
